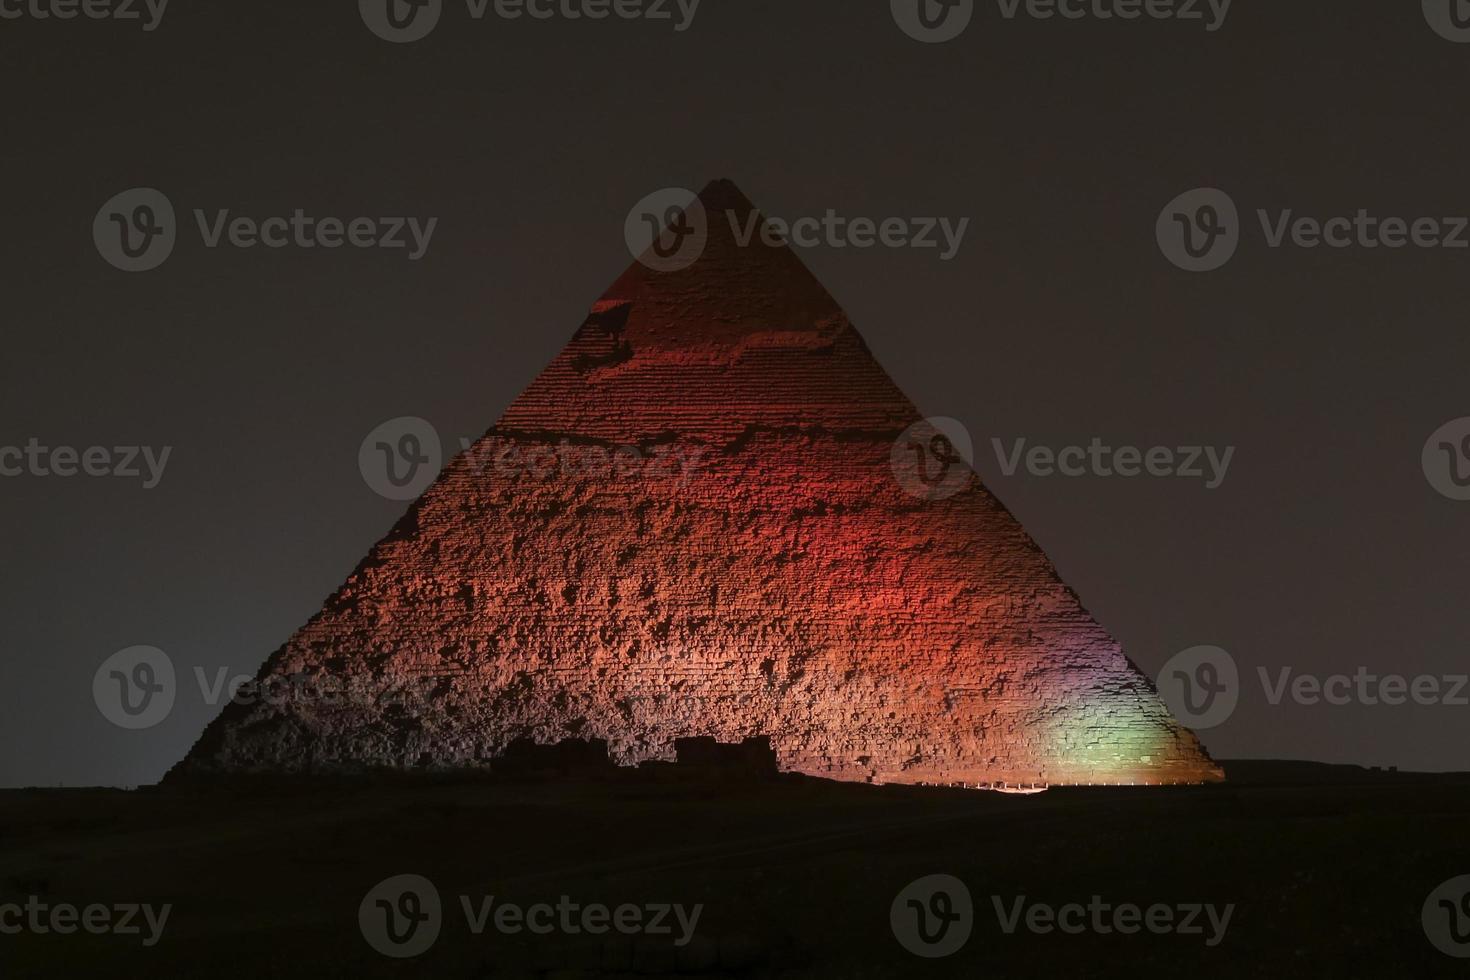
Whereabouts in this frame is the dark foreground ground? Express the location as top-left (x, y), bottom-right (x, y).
top-left (2, 761), bottom-right (1467, 979)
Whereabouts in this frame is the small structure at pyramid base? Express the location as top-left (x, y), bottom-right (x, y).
top-left (170, 180), bottom-right (1223, 790)
top-left (672, 736), bottom-right (779, 779)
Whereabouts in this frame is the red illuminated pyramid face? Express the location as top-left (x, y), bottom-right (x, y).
top-left (177, 180), bottom-right (1221, 788)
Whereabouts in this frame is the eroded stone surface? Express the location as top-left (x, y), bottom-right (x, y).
top-left (173, 180), bottom-right (1222, 787)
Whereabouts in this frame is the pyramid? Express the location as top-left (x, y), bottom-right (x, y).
top-left (174, 180), bottom-right (1222, 788)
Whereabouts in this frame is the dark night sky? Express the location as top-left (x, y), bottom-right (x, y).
top-left (3, 0), bottom-right (1468, 787)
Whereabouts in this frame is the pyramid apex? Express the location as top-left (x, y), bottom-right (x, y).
top-left (694, 178), bottom-right (755, 213)
top-left (593, 178), bottom-right (846, 355)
